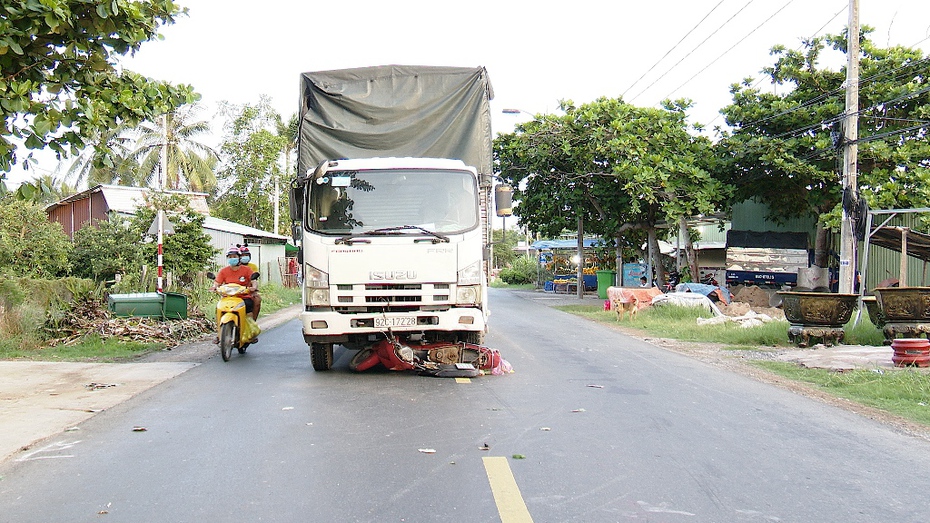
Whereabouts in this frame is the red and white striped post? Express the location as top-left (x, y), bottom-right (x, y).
top-left (156, 210), bottom-right (164, 293)
top-left (157, 113), bottom-right (168, 293)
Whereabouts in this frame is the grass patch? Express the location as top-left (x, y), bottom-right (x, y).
top-left (556, 303), bottom-right (794, 347)
top-left (556, 301), bottom-right (887, 348)
top-left (751, 361), bottom-right (930, 427)
top-left (1, 334), bottom-right (164, 362)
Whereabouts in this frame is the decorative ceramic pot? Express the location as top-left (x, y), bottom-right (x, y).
top-left (776, 291), bottom-right (858, 327)
top-left (873, 287), bottom-right (930, 322)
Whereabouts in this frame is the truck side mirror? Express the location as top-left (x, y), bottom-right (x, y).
top-left (494, 184), bottom-right (513, 217)
top-left (289, 182), bottom-right (305, 222)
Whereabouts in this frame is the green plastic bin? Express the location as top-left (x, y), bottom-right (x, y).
top-left (108, 292), bottom-right (188, 320)
top-left (596, 270), bottom-right (617, 299)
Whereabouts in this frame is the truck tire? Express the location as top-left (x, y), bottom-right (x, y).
top-left (311, 343), bottom-right (334, 371)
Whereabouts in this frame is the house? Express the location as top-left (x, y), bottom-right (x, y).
top-left (46, 184), bottom-right (291, 284)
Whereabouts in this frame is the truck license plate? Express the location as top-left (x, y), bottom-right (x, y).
top-left (374, 316), bottom-right (416, 328)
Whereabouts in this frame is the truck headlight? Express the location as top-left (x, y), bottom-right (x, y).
top-left (308, 288), bottom-right (331, 306)
top-left (458, 261), bottom-right (482, 286)
top-left (456, 285), bottom-right (479, 305)
top-left (305, 264), bottom-right (329, 288)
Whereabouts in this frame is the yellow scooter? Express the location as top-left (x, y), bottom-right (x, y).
top-left (209, 272), bottom-right (261, 362)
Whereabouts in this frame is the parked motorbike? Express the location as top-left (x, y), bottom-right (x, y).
top-left (700, 272), bottom-right (719, 287)
top-left (207, 271), bottom-right (261, 362)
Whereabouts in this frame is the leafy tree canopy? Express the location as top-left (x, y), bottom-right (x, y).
top-left (715, 29), bottom-right (930, 231)
top-left (132, 192), bottom-right (216, 281)
top-left (0, 0), bottom-right (199, 186)
top-left (495, 97), bottom-right (728, 281)
top-left (213, 98), bottom-right (291, 233)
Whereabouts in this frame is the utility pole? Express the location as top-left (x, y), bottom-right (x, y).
top-left (839, 0), bottom-right (859, 294)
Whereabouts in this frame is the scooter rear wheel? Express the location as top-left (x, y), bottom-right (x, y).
top-left (220, 323), bottom-right (236, 362)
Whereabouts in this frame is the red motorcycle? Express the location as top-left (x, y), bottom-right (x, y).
top-left (349, 329), bottom-right (506, 378)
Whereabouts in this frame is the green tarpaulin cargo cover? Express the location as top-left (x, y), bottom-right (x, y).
top-left (297, 65), bottom-right (494, 180)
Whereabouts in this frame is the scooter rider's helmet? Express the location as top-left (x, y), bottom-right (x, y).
top-left (225, 245), bottom-right (241, 266)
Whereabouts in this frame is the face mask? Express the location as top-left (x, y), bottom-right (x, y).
top-left (227, 258), bottom-right (240, 266)
top-left (240, 255), bottom-right (251, 264)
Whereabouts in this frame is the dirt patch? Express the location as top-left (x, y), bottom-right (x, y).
top-left (717, 300), bottom-right (786, 321)
top-left (731, 285), bottom-right (774, 309)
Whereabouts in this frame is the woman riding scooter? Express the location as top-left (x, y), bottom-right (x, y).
top-left (211, 246), bottom-right (258, 340)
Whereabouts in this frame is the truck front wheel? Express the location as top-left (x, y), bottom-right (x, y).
top-left (311, 343), bottom-right (334, 371)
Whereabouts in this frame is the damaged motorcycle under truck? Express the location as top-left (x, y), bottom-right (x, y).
top-left (288, 65), bottom-right (511, 375)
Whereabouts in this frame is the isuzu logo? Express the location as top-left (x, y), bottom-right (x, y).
top-left (370, 270), bottom-right (418, 280)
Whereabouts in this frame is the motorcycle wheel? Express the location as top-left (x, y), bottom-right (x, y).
top-left (220, 323), bottom-right (236, 362)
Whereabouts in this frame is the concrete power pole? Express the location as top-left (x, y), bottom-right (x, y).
top-left (838, 0), bottom-right (860, 294)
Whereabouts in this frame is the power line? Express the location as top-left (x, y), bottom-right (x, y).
top-left (621, 0), bottom-right (728, 98)
top-left (664, 0), bottom-right (798, 101)
top-left (628, 0), bottom-right (758, 104)
top-left (704, 4), bottom-right (847, 128)
top-left (736, 55), bottom-right (930, 135)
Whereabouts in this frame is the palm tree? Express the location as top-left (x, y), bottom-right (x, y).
top-left (130, 104), bottom-right (219, 192)
top-left (63, 123), bottom-right (138, 189)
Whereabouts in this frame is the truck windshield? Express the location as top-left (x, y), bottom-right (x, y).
top-left (308, 169), bottom-right (479, 235)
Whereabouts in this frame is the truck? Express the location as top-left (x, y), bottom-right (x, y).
top-left (288, 65), bottom-right (502, 371)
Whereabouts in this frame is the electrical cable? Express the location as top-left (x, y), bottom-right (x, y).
top-left (628, 0), bottom-right (758, 103)
top-left (704, 4), bottom-right (847, 128)
top-left (663, 0), bottom-right (797, 101)
top-left (621, 0), bottom-right (728, 99)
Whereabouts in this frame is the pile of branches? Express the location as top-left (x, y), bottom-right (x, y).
top-left (47, 299), bottom-right (213, 348)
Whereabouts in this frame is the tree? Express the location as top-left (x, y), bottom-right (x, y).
top-left (70, 213), bottom-right (141, 281)
top-left (491, 227), bottom-right (520, 269)
top-left (129, 104), bottom-right (218, 192)
top-left (0, 197), bottom-right (72, 277)
top-left (213, 98), bottom-right (288, 232)
top-left (495, 98), bottom-right (727, 285)
top-left (131, 193), bottom-right (215, 282)
top-left (0, 0), bottom-right (198, 187)
top-left (63, 122), bottom-right (141, 188)
top-left (714, 29), bottom-right (930, 266)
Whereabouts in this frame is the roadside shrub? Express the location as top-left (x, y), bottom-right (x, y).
top-left (0, 198), bottom-right (72, 277)
top-left (499, 257), bottom-right (536, 284)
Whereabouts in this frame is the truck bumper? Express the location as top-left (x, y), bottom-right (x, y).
top-left (299, 308), bottom-right (486, 340)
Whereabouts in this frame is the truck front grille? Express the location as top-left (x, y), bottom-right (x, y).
top-left (333, 283), bottom-right (453, 313)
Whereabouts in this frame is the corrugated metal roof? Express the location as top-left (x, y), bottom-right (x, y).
top-left (203, 216), bottom-right (289, 241)
top-left (47, 184), bottom-right (210, 214)
top-left (46, 184), bottom-right (284, 241)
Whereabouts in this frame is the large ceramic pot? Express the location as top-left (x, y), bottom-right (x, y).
top-left (873, 287), bottom-right (930, 322)
top-left (776, 291), bottom-right (859, 327)
top-left (861, 295), bottom-right (886, 328)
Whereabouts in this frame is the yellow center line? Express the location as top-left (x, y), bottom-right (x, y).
top-left (455, 377), bottom-right (472, 384)
top-left (483, 456), bottom-right (534, 523)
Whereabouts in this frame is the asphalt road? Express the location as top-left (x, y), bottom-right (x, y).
top-left (1, 289), bottom-right (929, 522)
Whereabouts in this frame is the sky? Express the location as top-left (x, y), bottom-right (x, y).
top-left (9, 0), bottom-right (930, 187)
